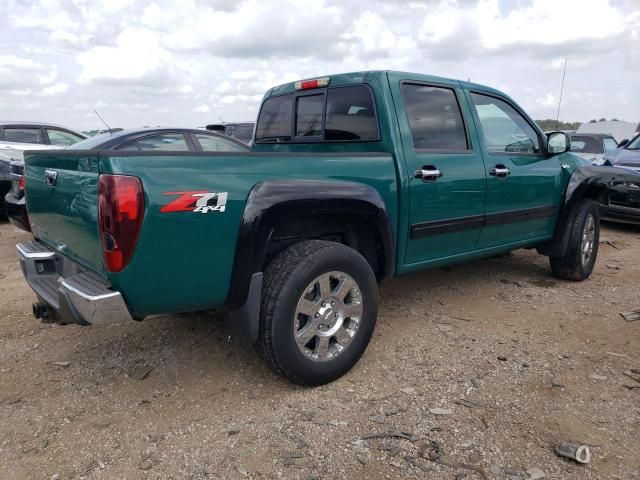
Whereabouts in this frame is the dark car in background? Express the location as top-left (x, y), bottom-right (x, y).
top-left (569, 133), bottom-right (619, 165)
top-left (599, 133), bottom-right (640, 224)
top-left (206, 122), bottom-right (255, 144)
top-left (7, 127), bottom-right (248, 231)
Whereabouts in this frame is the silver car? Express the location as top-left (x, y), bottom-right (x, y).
top-left (0, 122), bottom-right (86, 213)
top-left (569, 133), bottom-right (619, 165)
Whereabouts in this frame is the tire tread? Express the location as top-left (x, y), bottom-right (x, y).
top-left (550, 199), bottom-right (599, 281)
top-left (255, 240), bottom-right (352, 383)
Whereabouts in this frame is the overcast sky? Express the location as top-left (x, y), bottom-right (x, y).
top-left (1, 0), bottom-right (638, 131)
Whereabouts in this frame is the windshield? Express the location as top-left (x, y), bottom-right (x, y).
top-left (627, 134), bottom-right (640, 150)
top-left (65, 132), bottom-right (114, 150)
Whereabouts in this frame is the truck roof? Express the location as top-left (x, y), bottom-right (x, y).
top-left (265, 70), bottom-right (504, 98)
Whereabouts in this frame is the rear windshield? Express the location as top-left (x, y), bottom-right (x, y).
top-left (3, 128), bottom-right (45, 144)
top-left (255, 85), bottom-right (379, 142)
top-left (570, 135), bottom-right (603, 154)
top-left (230, 124), bottom-right (254, 142)
top-left (65, 132), bottom-right (113, 150)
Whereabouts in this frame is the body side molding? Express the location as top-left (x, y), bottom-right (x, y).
top-left (410, 205), bottom-right (556, 239)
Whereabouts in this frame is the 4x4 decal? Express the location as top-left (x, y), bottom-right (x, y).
top-left (161, 191), bottom-right (228, 214)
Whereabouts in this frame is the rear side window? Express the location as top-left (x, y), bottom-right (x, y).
top-left (3, 128), bottom-right (44, 144)
top-left (255, 85), bottom-right (378, 142)
top-left (118, 133), bottom-right (190, 151)
top-left (401, 84), bottom-right (468, 151)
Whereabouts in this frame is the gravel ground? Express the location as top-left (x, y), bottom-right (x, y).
top-left (0, 220), bottom-right (639, 480)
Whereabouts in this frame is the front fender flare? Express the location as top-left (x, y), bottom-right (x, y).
top-left (539, 165), bottom-right (640, 257)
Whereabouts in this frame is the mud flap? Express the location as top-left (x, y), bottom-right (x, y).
top-left (225, 272), bottom-right (263, 342)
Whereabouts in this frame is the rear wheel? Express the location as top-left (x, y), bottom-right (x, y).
top-left (550, 199), bottom-right (600, 281)
top-left (255, 240), bottom-right (378, 386)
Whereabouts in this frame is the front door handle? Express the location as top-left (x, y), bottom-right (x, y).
top-left (414, 165), bottom-right (443, 182)
top-left (490, 165), bottom-right (511, 178)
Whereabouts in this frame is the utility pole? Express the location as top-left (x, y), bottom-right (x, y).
top-left (555, 58), bottom-right (567, 130)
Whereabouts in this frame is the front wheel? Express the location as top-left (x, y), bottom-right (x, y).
top-left (550, 199), bottom-right (600, 281)
top-left (255, 240), bottom-right (378, 386)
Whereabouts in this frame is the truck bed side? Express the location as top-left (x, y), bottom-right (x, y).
top-left (26, 150), bottom-right (398, 317)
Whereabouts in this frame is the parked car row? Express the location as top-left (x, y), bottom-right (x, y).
top-left (1, 122), bottom-right (87, 228)
top-left (1, 123), bottom-right (249, 231)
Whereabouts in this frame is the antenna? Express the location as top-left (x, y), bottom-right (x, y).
top-left (218, 115), bottom-right (225, 124)
top-left (94, 110), bottom-right (113, 133)
top-left (555, 58), bottom-right (567, 130)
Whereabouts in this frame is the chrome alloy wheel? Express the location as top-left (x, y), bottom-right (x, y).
top-left (581, 214), bottom-right (596, 266)
top-left (293, 271), bottom-right (363, 362)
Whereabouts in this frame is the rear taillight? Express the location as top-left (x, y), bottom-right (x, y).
top-left (98, 174), bottom-right (144, 272)
top-left (19, 175), bottom-right (25, 191)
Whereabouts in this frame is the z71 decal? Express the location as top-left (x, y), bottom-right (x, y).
top-left (161, 191), bottom-right (228, 214)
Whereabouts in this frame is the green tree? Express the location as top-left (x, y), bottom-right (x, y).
top-left (535, 119), bottom-right (582, 131)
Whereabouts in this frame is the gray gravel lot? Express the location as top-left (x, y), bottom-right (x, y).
top-left (0, 221), bottom-right (639, 480)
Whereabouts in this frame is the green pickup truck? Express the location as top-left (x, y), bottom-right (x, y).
top-left (17, 71), bottom-right (637, 385)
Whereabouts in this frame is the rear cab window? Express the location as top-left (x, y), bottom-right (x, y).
top-left (255, 85), bottom-right (379, 143)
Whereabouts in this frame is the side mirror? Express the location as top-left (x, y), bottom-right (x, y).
top-left (546, 131), bottom-right (570, 155)
top-left (618, 139), bottom-right (629, 147)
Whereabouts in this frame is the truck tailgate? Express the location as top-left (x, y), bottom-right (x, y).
top-left (24, 151), bottom-right (104, 272)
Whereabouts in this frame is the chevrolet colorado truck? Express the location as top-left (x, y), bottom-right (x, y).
top-left (17, 71), bottom-right (639, 386)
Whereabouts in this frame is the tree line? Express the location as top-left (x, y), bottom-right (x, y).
top-left (535, 119), bottom-right (640, 132)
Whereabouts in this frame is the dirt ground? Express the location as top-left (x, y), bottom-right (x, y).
top-left (0, 220), bottom-right (638, 480)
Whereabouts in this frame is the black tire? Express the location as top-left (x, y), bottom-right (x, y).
top-left (550, 199), bottom-right (600, 281)
top-left (255, 240), bottom-right (378, 386)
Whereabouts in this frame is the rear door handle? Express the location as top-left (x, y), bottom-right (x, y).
top-left (490, 165), bottom-right (511, 178)
top-left (414, 165), bottom-right (443, 182)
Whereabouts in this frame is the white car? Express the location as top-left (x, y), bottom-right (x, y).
top-left (0, 122), bottom-right (86, 212)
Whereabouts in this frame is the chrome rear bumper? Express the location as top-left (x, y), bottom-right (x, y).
top-left (17, 240), bottom-right (133, 325)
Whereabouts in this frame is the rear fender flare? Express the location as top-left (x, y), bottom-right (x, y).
top-left (225, 180), bottom-right (394, 310)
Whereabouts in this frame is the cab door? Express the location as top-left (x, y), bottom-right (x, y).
top-left (465, 91), bottom-right (563, 248)
top-left (388, 73), bottom-right (487, 266)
